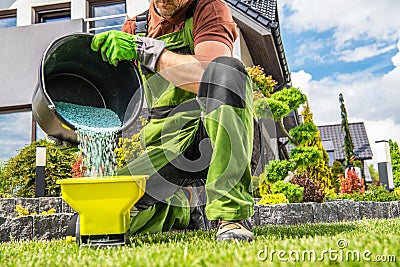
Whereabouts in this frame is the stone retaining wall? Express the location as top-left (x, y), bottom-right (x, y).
top-left (0, 198), bottom-right (399, 242)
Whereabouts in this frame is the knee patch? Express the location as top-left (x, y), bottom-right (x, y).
top-left (198, 56), bottom-right (248, 113)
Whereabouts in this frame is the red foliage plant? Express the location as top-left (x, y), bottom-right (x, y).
top-left (290, 173), bottom-right (326, 203)
top-left (72, 153), bottom-right (86, 178)
top-left (339, 168), bottom-right (365, 194)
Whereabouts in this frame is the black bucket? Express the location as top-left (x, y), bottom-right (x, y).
top-left (32, 33), bottom-right (143, 144)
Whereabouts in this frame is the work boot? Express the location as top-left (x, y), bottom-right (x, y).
top-left (215, 219), bottom-right (254, 242)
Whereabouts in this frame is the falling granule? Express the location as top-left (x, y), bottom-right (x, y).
top-left (55, 102), bottom-right (122, 177)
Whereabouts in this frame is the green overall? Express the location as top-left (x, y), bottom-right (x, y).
top-left (118, 12), bottom-right (255, 235)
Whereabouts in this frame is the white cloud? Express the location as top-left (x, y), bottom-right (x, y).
top-left (291, 39), bottom-right (326, 67)
top-left (280, 0), bottom-right (400, 48)
top-left (291, 42), bottom-right (400, 165)
top-left (391, 40), bottom-right (400, 66)
top-left (338, 43), bottom-right (396, 62)
top-left (0, 113), bottom-right (32, 162)
top-left (291, 70), bottom-right (312, 89)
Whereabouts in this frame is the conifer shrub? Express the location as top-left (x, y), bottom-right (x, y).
top-left (0, 140), bottom-right (78, 197)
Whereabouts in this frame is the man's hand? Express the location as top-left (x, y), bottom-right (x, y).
top-left (91, 30), bottom-right (137, 67)
top-left (91, 30), bottom-right (165, 71)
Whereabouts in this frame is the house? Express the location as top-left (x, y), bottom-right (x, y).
top-left (318, 122), bottom-right (373, 181)
top-left (282, 121), bottom-right (373, 181)
top-left (0, 0), bottom-right (294, 168)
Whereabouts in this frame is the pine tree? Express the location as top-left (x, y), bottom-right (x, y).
top-left (339, 93), bottom-right (354, 167)
top-left (298, 101), bottom-right (333, 191)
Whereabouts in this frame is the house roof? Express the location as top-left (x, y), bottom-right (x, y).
top-left (281, 122), bottom-right (373, 162)
top-left (226, 0), bottom-right (291, 86)
top-left (318, 122), bottom-right (373, 161)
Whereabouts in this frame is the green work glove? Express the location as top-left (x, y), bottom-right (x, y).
top-left (91, 30), bottom-right (165, 72)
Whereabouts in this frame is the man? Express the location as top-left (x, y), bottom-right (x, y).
top-left (91, 0), bottom-right (255, 241)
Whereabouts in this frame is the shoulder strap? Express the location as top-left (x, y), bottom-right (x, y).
top-left (135, 10), bottom-right (149, 36)
top-left (134, 0), bottom-right (199, 36)
top-left (186, 0), bottom-right (199, 19)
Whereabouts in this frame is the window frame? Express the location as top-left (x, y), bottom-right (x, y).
top-left (33, 2), bottom-right (71, 24)
top-left (86, 0), bottom-right (126, 32)
top-left (88, 0), bottom-right (126, 17)
top-left (0, 9), bottom-right (17, 28)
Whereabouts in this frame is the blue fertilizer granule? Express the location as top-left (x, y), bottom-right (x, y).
top-left (55, 102), bottom-right (121, 130)
top-left (55, 102), bottom-right (122, 177)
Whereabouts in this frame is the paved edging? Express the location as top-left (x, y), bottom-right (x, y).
top-left (0, 198), bottom-right (399, 242)
top-left (252, 200), bottom-right (400, 226)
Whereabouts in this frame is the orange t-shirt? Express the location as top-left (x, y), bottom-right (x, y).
top-left (122, 0), bottom-right (238, 52)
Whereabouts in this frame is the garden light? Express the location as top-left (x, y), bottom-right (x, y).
top-left (35, 146), bottom-right (46, 197)
top-left (375, 140), bottom-right (394, 190)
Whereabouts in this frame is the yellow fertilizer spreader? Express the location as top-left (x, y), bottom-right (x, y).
top-left (57, 176), bottom-right (148, 247)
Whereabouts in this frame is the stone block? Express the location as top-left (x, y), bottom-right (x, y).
top-left (313, 202), bottom-right (339, 223)
top-left (33, 213), bottom-right (73, 240)
top-left (336, 200), bottom-right (359, 221)
top-left (258, 204), bottom-right (287, 226)
top-left (16, 198), bottom-right (39, 214)
top-left (375, 202), bottom-right (391, 219)
top-left (61, 200), bottom-right (75, 214)
top-left (39, 197), bottom-right (62, 213)
top-left (358, 201), bottom-right (375, 219)
top-left (390, 201), bottom-right (400, 218)
top-left (0, 198), bottom-right (16, 217)
top-left (284, 203), bottom-right (314, 225)
top-left (0, 216), bottom-right (33, 242)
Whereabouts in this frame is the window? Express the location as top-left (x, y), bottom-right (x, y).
top-left (34, 3), bottom-right (71, 24)
top-left (327, 151), bottom-right (335, 167)
top-left (87, 0), bottom-right (126, 33)
top-left (322, 139), bottom-right (335, 166)
top-left (0, 112), bottom-right (44, 163)
top-left (0, 9), bottom-right (16, 28)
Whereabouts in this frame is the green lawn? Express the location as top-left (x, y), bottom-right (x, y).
top-left (0, 218), bottom-right (399, 267)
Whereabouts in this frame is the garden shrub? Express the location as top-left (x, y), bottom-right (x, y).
top-left (114, 117), bottom-right (147, 169)
top-left (339, 168), bottom-right (365, 194)
top-left (262, 159), bottom-right (295, 184)
top-left (15, 204), bottom-right (56, 217)
top-left (289, 146), bottom-right (322, 167)
top-left (331, 160), bottom-right (344, 190)
top-left (0, 140), bottom-right (78, 197)
top-left (246, 65), bottom-right (277, 98)
top-left (257, 193), bottom-right (289, 205)
top-left (251, 175), bottom-right (262, 198)
top-left (330, 184), bottom-right (400, 202)
top-left (114, 132), bottom-right (144, 168)
top-left (290, 173), bottom-right (326, 203)
top-left (288, 122), bottom-right (318, 146)
top-left (296, 102), bottom-right (334, 192)
top-left (271, 180), bottom-right (304, 203)
top-left (389, 139), bottom-right (400, 188)
top-left (71, 153), bottom-right (85, 178)
top-left (270, 87), bottom-right (307, 112)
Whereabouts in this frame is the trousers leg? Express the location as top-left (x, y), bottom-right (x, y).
top-left (126, 189), bottom-right (191, 236)
top-left (198, 56), bottom-right (255, 221)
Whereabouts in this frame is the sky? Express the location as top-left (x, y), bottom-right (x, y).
top-left (1, 0), bottom-right (400, 165)
top-left (278, 0), bottom-right (400, 165)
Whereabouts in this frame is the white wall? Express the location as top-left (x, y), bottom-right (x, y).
top-left (126, 0), bottom-right (149, 18)
top-left (0, 0), bottom-right (152, 26)
top-left (0, 0), bottom-right (70, 26)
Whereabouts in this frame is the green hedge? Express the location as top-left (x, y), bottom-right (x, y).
top-left (0, 140), bottom-right (78, 197)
